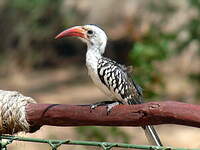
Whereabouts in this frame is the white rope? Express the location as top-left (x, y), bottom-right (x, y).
top-left (0, 90), bottom-right (36, 134)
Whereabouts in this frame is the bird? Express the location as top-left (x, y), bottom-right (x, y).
top-left (55, 24), bottom-right (163, 146)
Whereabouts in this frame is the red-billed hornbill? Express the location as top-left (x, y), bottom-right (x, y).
top-left (55, 24), bottom-right (163, 146)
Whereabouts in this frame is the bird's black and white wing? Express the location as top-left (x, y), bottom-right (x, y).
top-left (97, 57), bottom-right (143, 104)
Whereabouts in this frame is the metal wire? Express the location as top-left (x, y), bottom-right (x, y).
top-left (0, 135), bottom-right (199, 150)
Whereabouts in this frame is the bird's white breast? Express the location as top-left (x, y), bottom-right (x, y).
top-left (86, 50), bottom-right (114, 99)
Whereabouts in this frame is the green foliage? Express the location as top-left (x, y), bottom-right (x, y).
top-left (175, 0), bottom-right (200, 54)
top-left (0, 0), bottom-right (64, 69)
top-left (4, 0), bottom-right (63, 40)
top-left (129, 1), bottom-right (200, 101)
top-left (129, 28), bottom-right (176, 99)
top-left (76, 127), bottom-right (130, 143)
top-left (178, 1), bottom-right (200, 101)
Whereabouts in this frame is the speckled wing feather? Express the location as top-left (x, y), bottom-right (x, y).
top-left (97, 57), bottom-right (143, 104)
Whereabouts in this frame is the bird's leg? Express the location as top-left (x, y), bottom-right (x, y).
top-left (90, 100), bottom-right (123, 114)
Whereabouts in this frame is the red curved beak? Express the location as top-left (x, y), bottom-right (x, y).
top-left (55, 26), bottom-right (86, 39)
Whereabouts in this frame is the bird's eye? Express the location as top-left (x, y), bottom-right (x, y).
top-left (87, 30), bottom-right (94, 35)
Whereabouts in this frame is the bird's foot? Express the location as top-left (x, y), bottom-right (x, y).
top-left (106, 101), bottom-right (121, 115)
top-left (90, 100), bottom-right (122, 115)
top-left (90, 101), bottom-right (115, 109)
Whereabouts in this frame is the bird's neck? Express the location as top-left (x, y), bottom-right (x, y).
top-left (86, 47), bottom-right (102, 61)
top-left (86, 46), bottom-right (103, 72)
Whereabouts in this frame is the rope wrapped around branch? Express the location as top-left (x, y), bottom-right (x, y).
top-left (0, 90), bottom-right (36, 134)
top-left (0, 90), bottom-right (200, 135)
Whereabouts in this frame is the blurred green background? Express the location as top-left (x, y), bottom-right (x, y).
top-left (0, 0), bottom-right (200, 149)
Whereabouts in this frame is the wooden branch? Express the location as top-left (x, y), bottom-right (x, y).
top-left (26, 101), bottom-right (200, 132)
top-left (1, 90), bottom-right (199, 134)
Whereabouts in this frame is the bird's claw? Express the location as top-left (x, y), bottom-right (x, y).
top-left (90, 101), bottom-right (111, 112)
top-left (90, 103), bottom-right (99, 111)
top-left (106, 101), bottom-right (120, 115)
top-left (90, 101), bottom-right (122, 115)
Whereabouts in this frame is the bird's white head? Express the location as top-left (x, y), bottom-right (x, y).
top-left (55, 24), bottom-right (107, 54)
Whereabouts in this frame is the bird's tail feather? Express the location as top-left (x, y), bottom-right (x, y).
top-left (142, 125), bottom-right (163, 146)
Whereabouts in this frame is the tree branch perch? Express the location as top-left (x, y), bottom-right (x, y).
top-left (0, 90), bottom-right (200, 134)
top-left (26, 101), bottom-right (200, 133)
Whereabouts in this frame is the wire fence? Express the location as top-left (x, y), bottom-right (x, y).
top-left (0, 135), bottom-right (200, 150)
